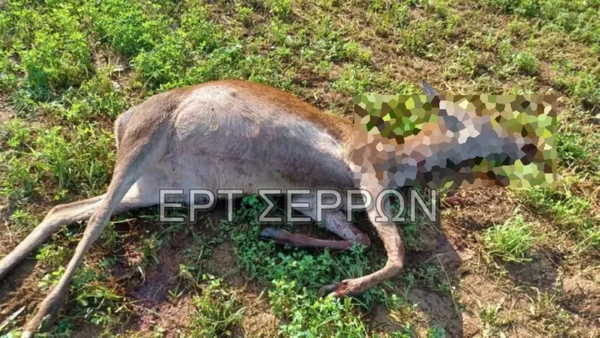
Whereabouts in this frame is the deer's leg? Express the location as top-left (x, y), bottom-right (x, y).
top-left (0, 191), bottom-right (157, 281)
top-left (259, 194), bottom-right (370, 250)
top-left (20, 118), bottom-right (169, 336)
top-left (18, 185), bottom-right (159, 335)
top-left (0, 195), bottom-right (102, 280)
top-left (319, 187), bottom-right (404, 297)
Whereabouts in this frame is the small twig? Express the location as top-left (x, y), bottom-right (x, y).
top-left (436, 255), bottom-right (461, 315)
top-left (0, 306), bottom-right (25, 332)
top-left (3, 222), bottom-right (14, 245)
top-left (128, 302), bottom-right (161, 317)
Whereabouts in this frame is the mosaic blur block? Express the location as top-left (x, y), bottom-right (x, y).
top-left (353, 95), bottom-right (557, 189)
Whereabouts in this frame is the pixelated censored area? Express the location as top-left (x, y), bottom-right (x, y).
top-left (352, 95), bottom-right (557, 189)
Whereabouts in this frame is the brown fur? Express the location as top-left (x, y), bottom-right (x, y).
top-left (179, 80), bottom-right (353, 144)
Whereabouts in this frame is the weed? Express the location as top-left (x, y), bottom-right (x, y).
top-left (482, 214), bottom-right (538, 263)
top-left (133, 31), bottom-right (192, 90)
top-left (514, 51), bottom-right (539, 75)
top-left (269, 278), bottom-right (366, 336)
top-left (190, 274), bottom-right (245, 337)
top-left (527, 289), bottom-right (576, 336)
top-left (427, 325), bottom-right (447, 338)
top-left (1, 120), bottom-right (115, 203)
top-left (85, 0), bottom-right (172, 56)
top-left (557, 132), bottom-right (592, 169)
top-left (554, 65), bottom-right (600, 106)
top-left (484, 0), bottom-right (600, 45)
top-left (264, 0), bottom-right (292, 20)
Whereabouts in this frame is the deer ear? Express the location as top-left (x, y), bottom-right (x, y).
top-left (422, 80), bottom-right (439, 95)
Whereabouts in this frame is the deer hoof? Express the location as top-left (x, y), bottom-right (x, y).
top-left (318, 279), bottom-right (359, 298)
top-left (259, 227), bottom-right (281, 241)
top-left (318, 282), bottom-right (343, 297)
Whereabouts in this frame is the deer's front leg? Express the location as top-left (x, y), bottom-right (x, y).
top-left (319, 189), bottom-right (404, 297)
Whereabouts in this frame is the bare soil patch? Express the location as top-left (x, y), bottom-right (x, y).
top-left (562, 275), bottom-right (600, 318)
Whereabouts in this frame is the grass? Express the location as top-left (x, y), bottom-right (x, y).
top-left (190, 275), bottom-right (245, 337)
top-left (0, 0), bottom-right (599, 336)
top-left (269, 278), bottom-right (367, 337)
top-left (482, 214), bottom-right (538, 263)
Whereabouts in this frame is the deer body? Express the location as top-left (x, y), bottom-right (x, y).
top-left (124, 81), bottom-right (356, 195)
top-left (1, 81), bottom-right (399, 336)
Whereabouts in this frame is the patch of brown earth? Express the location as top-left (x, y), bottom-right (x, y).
top-left (135, 295), bottom-right (196, 337)
top-left (0, 95), bottom-right (12, 123)
top-left (409, 287), bottom-right (463, 337)
top-left (0, 259), bottom-right (43, 326)
top-left (72, 322), bottom-right (103, 338)
top-left (459, 274), bottom-right (515, 337)
top-left (240, 289), bottom-right (279, 337)
top-left (562, 275), bottom-right (600, 318)
top-left (373, 207), bottom-right (468, 336)
top-left (409, 224), bottom-right (470, 271)
top-left (131, 235), bottom-right (191, 304)
top-left (123, 210), bottom-right (254, 335)
top-left (0, 204), bottom-right (48, 326)
top-left (504, 249), bottom-right (560, 290)
top-left (0, 109), bottom-right (11, 123)
top-left (204, 241), bottom-right (245, 287)
top-left (369, 303), bottom-right (406, 333)
top-left (443, 187), bottom-right (516, 233)
top-left (0, 203), bottom-right (13, 256)
top-left (435, 187), bottom-right (518, 336)
top-left (126, 230), bottom-right (196, 334)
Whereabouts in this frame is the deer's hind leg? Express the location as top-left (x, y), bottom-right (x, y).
top-left (0, 195), bottom-right (103, 280)
top-left (259, 194), bottom-right (370, 250)
top-left (0, 173), bottom-right (163, 281)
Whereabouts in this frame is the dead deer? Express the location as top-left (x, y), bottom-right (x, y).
top-left (0, 80), bottom-right (532, 336)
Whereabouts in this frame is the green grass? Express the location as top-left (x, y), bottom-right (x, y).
top-left (269, 278), bottom-right (367, 337)
top-left (514, 182), bottom-right (599, 252)
top-left (483, 214), bottom-right (539, 263)
top-left (190, 275), bottom-right (245, 337)
top-left (514, 51), bottom-right (539, 75)
top-left (0, 120), bottom-right (115, 202)
top-left (0, 0), bottom-right (599, 336)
